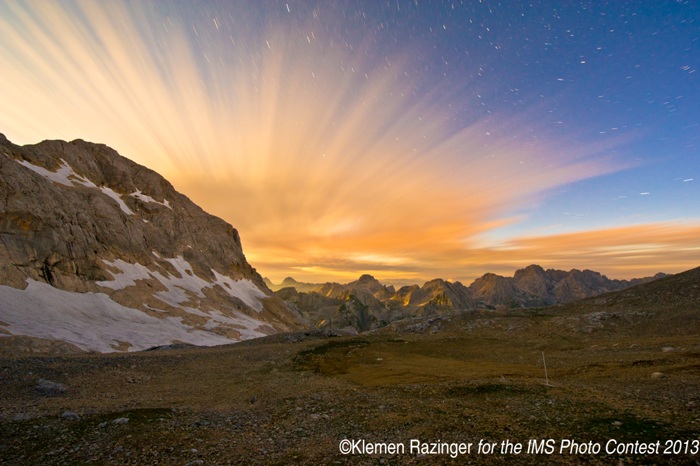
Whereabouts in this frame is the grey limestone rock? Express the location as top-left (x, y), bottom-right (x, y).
top-left (0, 134), bottom-right (306, 351)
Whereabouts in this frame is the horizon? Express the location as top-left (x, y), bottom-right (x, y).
top-left (262, 262), bottom-right (670, 290)
top-left (1, 1), bottom-right (698, 285)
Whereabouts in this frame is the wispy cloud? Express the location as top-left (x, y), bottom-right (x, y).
top-left (255, 222), bottom-right (700, 285)
top-left (2, 1), bottom-right (681, 285)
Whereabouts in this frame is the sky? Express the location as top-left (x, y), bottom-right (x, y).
top-left (1, 0), bottom-right (698, 286)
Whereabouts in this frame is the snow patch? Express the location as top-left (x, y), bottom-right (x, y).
top-left (0, 280), bottom-right (269, 352)
top-left (16, 158), bottom-right (133, 215)
top-left (96, 260), bottom-right (152, 290)
top-left (98, 255), bottom-right (267, 312)
top-left (130, 189), bottom-right (172, 210)
top-left (100, 186), bottom-right (134, 215)
top-left (17, 158), bottom-right (96, 188)
top-left (212, 270), bottom-right (267, 312)
top-left (158, 256), bottom-right (267, 312)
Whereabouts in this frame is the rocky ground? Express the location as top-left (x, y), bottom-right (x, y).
top-left (1, 301), bottom-right (699, 465)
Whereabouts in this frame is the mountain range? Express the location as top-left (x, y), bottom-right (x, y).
top-left (266, 266), bottom-right (666, 332)
top-left (0, 134), bottom-right (305, 352)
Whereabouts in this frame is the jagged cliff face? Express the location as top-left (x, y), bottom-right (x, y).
top-left (468, 272), bottom-right (538, 308)
top-left (0, 134), bottom-right (305, 352)
top-left (471, 265), bottom-right (666, 309)
top-left (275, 275), bottom-right (481, 333)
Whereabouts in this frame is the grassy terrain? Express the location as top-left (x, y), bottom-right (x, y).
top-left (1, 304), bottom-right (698, 465)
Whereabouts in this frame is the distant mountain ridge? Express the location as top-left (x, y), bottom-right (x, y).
top-left (268, 265), bottom-right (667, 332)
top-left (0, 134), bottom-right (305, 352)
top-left (265, 276), bottom-right (322, 293)
top-left (474, 264), bottom-right (667, 308)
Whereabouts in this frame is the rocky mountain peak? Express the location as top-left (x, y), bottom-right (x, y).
top-left (513, 264), bottom-right (553, 300)
top-left (470, 272), bottom-right (511, 289)
top-left (357, 274), bottom-right (378, 283)
top-left (281, 277), bottom-right (300, 286)
top-left (346, 274), bottom-right (384, 294)
top-left (513, 264), bottom-right (547, 279)
top-left (0, 135), bottom-right (305, 352)
top-left (422, 278), bottom-right (447, 287)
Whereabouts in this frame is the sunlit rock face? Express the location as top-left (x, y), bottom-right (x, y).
top-left (0, 134), bottom-right (305, 352)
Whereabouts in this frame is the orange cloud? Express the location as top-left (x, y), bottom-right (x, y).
top-left (3, 2), bottom-right (686, 287)
top-left (252, 222), bottom-right (700, 285)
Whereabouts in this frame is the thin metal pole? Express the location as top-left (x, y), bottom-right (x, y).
top-left (542, 351), bottom-right (550, 386)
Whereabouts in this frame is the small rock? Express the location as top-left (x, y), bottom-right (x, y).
top-left (62, 411), bottom-right (80, 421)
top-left (662, 347), bottom-right (675, 353)
top-left (12, 413), bottom-right (33, 421)
top-left (183, 461), bottom-right (204, 466)
top-left (36, 379), bottom-right (67, 396)
top-left (112, 417), bottom-right (129, 425)
top-left (650, 372), bottom-right (667, 379)
top-left (612, 421), bottom-right (623, 427)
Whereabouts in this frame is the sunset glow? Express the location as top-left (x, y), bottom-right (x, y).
top-left (1, 1), bottom-right (698, 285)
